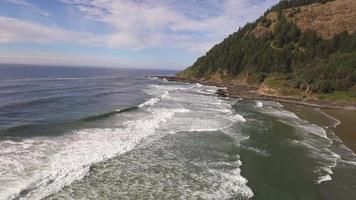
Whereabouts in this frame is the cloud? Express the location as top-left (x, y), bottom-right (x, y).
top-left (0, 16), bottom-right (100, 44)
top-left (0, 51), bottom-right (184, 69)
top-left (3, 0), bottom-right (50, 16)
top-left (0, 0), bottom-right (279, 54)
top-left (58, 0), bottom-right (279, 53)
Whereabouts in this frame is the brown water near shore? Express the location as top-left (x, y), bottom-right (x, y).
top-left (281, 103), bottom-right (356, 200)
top-left (282, 103), bottom-right (356, 153)
top-left (322, 108), bottom-right (356, 153)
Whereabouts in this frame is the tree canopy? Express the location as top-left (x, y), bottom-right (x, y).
top-left (179, 0), bottom-right (356, 94)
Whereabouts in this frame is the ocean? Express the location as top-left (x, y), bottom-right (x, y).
top-left (1, 64), bottom-right (356, 200)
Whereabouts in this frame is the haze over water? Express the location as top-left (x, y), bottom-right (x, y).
top-left (1, 65), bottom-right (356, 200)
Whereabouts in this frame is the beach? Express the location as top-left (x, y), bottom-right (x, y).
top-left (158, 76), bottom-right (356, 110)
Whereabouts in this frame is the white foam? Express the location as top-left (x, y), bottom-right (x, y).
top-left (296, 123), bottom-right (329, 139)
top-left (243, 146), bottom-right (269, 156)
top-left (0, 108), bottom-right (189, 200)
top-left (146, 76), bottom-right (159, 80)
top-left (138, 97), bottom-right (160, 108)
top-left (231, 114), bottom-right (247, 122)
top-left (339, 160), bottom-right (356, 166)
top-left (161, 91), bottom-right (169, 99)
top-left (258, 105), bottom-right (349, 185)
top-left (135, 83), bottom-right (254, 198)
top-left (265, 108), bottom-right (299, 119)
top-left (317, 174), bottom-right (332, 184)
top-left (261, 106), bottom-right (331, 141)
top-left (315, 108), bottom-right (341, 128)
top-left (1, 81), bottom-right (254, 200)
top-left (195, 161), bottom-right (254, 200)
top-left (321, 166), bottom-right (334, 175)
top-left (199, 89), bottom-right (217, 94)
top-left (256, 101), bottom-right (263, 108)
top-left (139, 91), bottom-right (169, 108)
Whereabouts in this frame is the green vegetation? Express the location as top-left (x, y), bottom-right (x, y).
top-left (179, 0), bottom-right (356, 101)
top-left (318, 91), bottom-right (356, 103)
top-left (264, 75), bottom-right (304, 97)
top-left (269, 0), bottom-right (334, 12)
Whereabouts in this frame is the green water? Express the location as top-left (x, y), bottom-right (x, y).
top-left (238, 101), bottom-right (356, 200)
top-left (3, 70), bottom-right (356, 200)
top-left (47, 131), bottom-right (251, 199)
top-left (45, 100), bottom-right (356, 200)
top-left (238, 102), bottom-right (320, 200)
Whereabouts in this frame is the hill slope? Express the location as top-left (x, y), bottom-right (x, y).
top-left (178, 0), bottom-right (356, 102)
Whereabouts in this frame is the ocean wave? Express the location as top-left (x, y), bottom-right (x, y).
top-left (242, 146), bottom-right (269, 157)
top-left (2, 76), bottom-right (124, 83)
top-left (0, 89), bottom-right (127, 111)
top-left (259, 105), bottom-right (342, 184)
top-left (138, 91), bottom-right (169, 108)
top-left (317, 174), bottom-right (332, 184)
top-left (231, 114), bottom-right (247, 122)
top-left (0, 84), bottom-right (121, 96)
top-left (200, 161), bottom-right (254, 199)
top-left (0, 108), bottom-right (188, 200)
top-left (0, 95), bottom-right (75, 110)
top-left (256, 101), bottom-right (263, 108)
top-left (261, 107), bottom-right (331, 140)
top-left (1, 81), bottom-right (253, 200)
top-left (81, 106), bottom-right (138, 121)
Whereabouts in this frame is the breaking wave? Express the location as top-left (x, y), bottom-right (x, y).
top-left (258, 103), bottom-right (356, 184)
top-left (0, 81), bottom-right (252, 200)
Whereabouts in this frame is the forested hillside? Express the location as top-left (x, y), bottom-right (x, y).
top-left (178, 0), bottom-right (356, 99)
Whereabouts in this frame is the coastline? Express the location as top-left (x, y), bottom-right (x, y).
top-left (322, 108), bottom-right (356, 152)
top-left (281, 103), bottom-right (356, 153)
top-left (157, 76), bottom-right (356, 111)
top-left (157, 75), bottom-right (356, 153)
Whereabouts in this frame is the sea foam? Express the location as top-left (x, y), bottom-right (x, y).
top-left (256, 104), bottom-right (356, 184)
top-left (1, 81), bottom-right (253, 200)
top-left (256, 101), bottom-right (263, 108)
top-left (139, 91), bottom-right (169, 108)
top-left (0, 107), bottom-right (188, 200)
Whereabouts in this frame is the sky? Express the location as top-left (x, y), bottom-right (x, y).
top-left (0, 0), bottom-right (279, 70)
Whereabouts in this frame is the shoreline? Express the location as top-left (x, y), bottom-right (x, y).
top-left (281, 102), bottom-right (356, 153)
top-left (157, 75), bottom-right (356, 153)
top-left (321, 108), bottom-right (356, 153)
top-left (157, 76), bottom-right (356, 111)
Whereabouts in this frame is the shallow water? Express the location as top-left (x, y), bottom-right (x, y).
top-left (1, 65), bottom-right (356, 200)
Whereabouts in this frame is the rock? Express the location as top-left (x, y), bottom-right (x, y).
top-left (216, 89), bottom-right (229, 97)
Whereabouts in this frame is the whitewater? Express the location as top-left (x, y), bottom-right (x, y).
top-left (0, 81), bottom-right (254, 200)
top-left (2, 66), bottom-right (356, 200)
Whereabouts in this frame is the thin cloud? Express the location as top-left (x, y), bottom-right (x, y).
top-left (0, 0), bottom-right (279, 54)
top-left (58, 0), bottom-right (279, 53)
top-left (0, 16), bottom-right (100, 44)
top-left (3, 0), bottom-right (50, 16)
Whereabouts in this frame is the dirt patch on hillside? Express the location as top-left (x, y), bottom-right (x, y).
top-left (285, 0), bottom-right (356, 39)
top-left (251, 12), bottom-right (278, 38)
